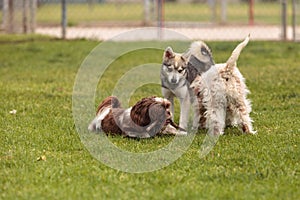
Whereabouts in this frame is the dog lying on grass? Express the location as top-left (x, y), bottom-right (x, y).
top-left (190, 35), bottom-right (256, 135)
top-left (88, 96), bottom-right (184, 138)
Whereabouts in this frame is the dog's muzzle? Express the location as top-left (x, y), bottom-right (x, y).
top-left (171, 77), bottom-right (178, 84)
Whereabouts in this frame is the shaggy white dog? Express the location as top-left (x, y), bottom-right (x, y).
top-left (190, 35), bottom-right (256, 135)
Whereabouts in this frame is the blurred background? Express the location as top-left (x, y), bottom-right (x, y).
top-left (0, 0), bottom-right (299, 41)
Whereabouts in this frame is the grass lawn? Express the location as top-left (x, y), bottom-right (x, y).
top-left (0, 34), bottom-right (299, 199)
top-left (23, 2), bottom-right (282, 26)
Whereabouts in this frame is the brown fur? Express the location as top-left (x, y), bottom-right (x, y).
top-left (101, 108), bottom-right (125, 136)
top-left (129, 97), bottom-right (171, 136)
top-left (96, 96), bottom-right (121, 115)
top-left (90, 96), bottom-right (179, 138)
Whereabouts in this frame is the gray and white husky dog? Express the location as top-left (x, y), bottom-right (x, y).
top-left (160, 42), bottom-right (215, 133)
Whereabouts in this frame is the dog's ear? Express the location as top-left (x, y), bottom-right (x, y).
top-left (163, 47), bottom-right (174, 59)
top-left (147, 104), bottom-right (167, 135)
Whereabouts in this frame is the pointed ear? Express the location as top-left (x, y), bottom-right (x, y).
top-left (163, 47), bottom-right (174, 59)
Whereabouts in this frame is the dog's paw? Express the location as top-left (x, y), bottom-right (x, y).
top-left (249, 130), bottom-right (257, 135)
top-left (162, 124), bottom-right (178, 135)
top-left (88, 123), bottom-right (95, 132)
top-left (176, 130), bottom-right (188, 136)
top-left (88, 119), bottom-right (102, 132)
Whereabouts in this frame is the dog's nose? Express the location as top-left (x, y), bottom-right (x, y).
top-left (171, 78), bottom-right (177, 84)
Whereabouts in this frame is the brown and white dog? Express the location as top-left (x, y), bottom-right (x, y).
top-left (88, 96), bottom-right (184, 138)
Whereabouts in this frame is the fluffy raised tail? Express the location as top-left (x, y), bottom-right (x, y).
top-left (226, 34), bottom-right (250, 72)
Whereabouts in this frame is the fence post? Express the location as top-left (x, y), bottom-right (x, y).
top-left (62, 0), bottom-right (67, 39)
top-left (30, 0), bottom-right (37, 33)
top-left (157, 0), bottom-right (164, 39)
top-left (144, 0), bottom-right (150, 25)
top-left (22, 0), bottom-right (29, 34)
top-left (7, 0), bottom-right (14, 33)
top-left (2, 0), bottom-right (7, 30)
top-left (221, 0), bottom-right (227, 24)
top-left (292, 0), bottom-right (296, 41)
top-left (249, 0), bottom-right (254, 25)
top-left (208, 0), bottom-right (216, 23)
top-left (281, 0), bottom-right (287, 40)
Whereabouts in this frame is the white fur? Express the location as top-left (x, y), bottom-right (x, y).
top-left (88, 107), bottom-right (111, 131)
top-left (154, 97), bottom-right (165, 103)
top-left (160, 48), bottom-right (192, 132)
top-left (118, 107), bottom-right (132, 129)
top-left (161, 85), bottom-right (190, 132)
top-left (191, 36), bottom-right (256, 135)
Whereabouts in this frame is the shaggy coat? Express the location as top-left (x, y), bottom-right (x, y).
top-left (190, 35), bottom-right (256, 135)
top-left (88, 96), bottom-right (182, 138)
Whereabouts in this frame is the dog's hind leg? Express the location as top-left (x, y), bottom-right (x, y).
top-left (192, 103), bottom-right (200, 130)
top-left (235, 100), bottom-right (256, 134)
top-left (205, 94), bottom-right (227, 136)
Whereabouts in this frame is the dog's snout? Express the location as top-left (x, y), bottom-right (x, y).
top-left (171, 77), bottom-right (177, 84)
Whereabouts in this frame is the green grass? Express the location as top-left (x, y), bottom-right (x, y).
top-left (25, 2), bottom-right (283, 26)
top-left (164, 2), bottom-right (282, 25)
top-left (36, 3), bottom-right (144, 26)
top-left (0, 2), bottom-right (286, 27)
top-left (0, 35), bottom-right (299, 199)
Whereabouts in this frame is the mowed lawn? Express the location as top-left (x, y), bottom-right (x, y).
top-left (30, 2), bottom-right (281, 26)
top-left (0, 35), bottom-right (299, 199)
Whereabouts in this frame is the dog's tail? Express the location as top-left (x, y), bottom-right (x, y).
top-left (226, 34), bottom-right (250, 72)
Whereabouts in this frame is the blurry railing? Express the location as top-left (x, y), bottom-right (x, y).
top-left (0, 0), bottom-right (299, 41)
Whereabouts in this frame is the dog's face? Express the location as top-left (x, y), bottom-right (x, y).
top-left (161, 47), bottom-right (188, 85)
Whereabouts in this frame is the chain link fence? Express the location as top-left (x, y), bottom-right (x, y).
top-left (1, 0), bottom-right (299, 41)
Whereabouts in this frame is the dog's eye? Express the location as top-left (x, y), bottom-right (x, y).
top-left (178, 69), bottom-right (185, 73)
top-left (201, 47), bottom-right (208, 56)
top-left (164, 64), bottom-right (173, 71)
